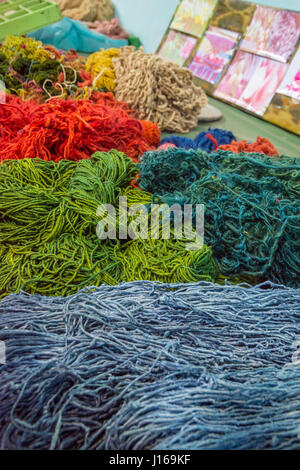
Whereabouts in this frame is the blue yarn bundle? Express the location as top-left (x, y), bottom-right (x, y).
top-left (1, 281), bottom-right (300, 449)
top-left (160, 128), bottom-right (236, 152)
top-left (138, 149), bottom-right (300, 287)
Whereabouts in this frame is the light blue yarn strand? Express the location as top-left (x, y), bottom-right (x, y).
top-left (0, 281), bottom-right (300, 449)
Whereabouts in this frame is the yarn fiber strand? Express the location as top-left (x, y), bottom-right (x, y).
top-left (0, 152), bottom-right (217, 299)
top-left (138, 148), bottom-right (300, 286)
top-left (113, 47), bottom-right (207, 133)
top-left (0, 281), bottom-right (299, 449)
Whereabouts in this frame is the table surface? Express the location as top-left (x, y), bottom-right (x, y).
top-left (163, 97), bottom-right (300, 158)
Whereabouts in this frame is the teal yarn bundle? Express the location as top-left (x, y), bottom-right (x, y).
top-left (0, 281), bottom-right (300, 449)
top-left (138, 149), bottom-right (300, 286)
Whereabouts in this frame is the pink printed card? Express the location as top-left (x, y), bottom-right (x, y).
top-left (171, 0), bottom-right (218, 38)
top-left (277, 46), bottom-right (300, 101)
top-left (158, 30), bottom-right (197, 66)
top-left (188, 26), bottom-right (240, 84)
top-left (214, 50), bottom-right (288, 115)
top-left (240, 5), bottom-right (300, 62)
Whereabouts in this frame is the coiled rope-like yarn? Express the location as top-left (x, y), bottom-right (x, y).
top-left (54, 0), bottom-right (114, 22)
top-left (138, 149), bottom-right (300, 287)
top-left (0, 281), bottom-right (299, 449)
top-left (94, 0), bottom-right (114, 22)
top-left (113, 46), bottom-right (208, 133)
top-left (0, 93), bottom-right (160, 162)
top-left (0, 152), bottom-right (217, 299)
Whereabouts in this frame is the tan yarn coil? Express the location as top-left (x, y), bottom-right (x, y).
top-left (113, 47), bottom-right (207, 133)
top-left (55, 0), bottom-right (114, 23)
top-left (96, 0), bottom-right (114, 23)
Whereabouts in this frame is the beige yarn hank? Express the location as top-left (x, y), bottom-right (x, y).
top-left (113, 47), bottom-right (207, 133)
top-left (55, 0), bottom-right (114, 23)
top-left (96, 0), bottom-right (114, 23)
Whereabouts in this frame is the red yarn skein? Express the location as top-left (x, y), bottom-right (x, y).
top-left (0, 94), bottom-right (160, 162)
top-left (218, 136), bottom-right (279, 156)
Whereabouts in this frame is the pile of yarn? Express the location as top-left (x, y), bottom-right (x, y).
top-left (0, 36), bottom-right (52, 62)
top-left (219, 136), bottom-right (279, 156)
top-left (160, 128), bottom-right (236, 152)
top-left (138, 148), bottom-right (300, 287)
top-left (0, 36), bottom-right (208, 134)
top-left (0, 151), bottom-right (217, 299)
top-left (0, 37), bottom-right (90, 101)
top-left (89, 90), bottom-right (135, 114)
top-left (85, 48), bottom-right (120, 91)
top-left (1, 281), bottom-right (299, 449)
top-left (113, 46), bottom-right (208, 132)
top-left (84, 18), bottom-right (129, 40)
top-left (160, 131), bottom-right (279, 156)
top-left (0, 37), bottom-right (135, 102)
top-left (0, 93), bottom-right (160, 162)
top-left (54, 0), bottom-right (114, 22)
